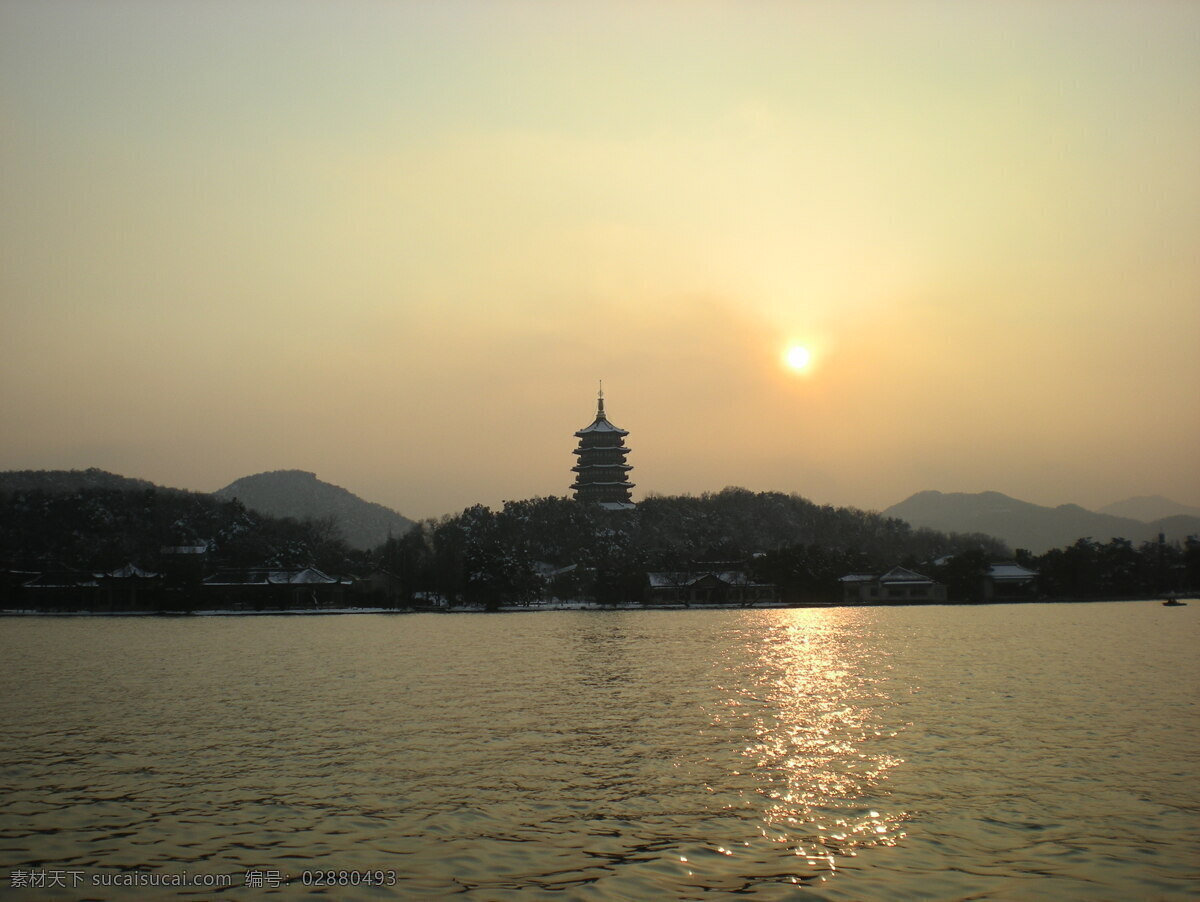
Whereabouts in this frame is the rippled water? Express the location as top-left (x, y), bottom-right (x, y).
top-left (2, 603), bottom-right (1197, 900)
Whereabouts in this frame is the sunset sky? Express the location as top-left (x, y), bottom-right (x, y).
top-left (2, 1), bottom-right (1198, 521)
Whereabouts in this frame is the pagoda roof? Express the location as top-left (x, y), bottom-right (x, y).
top-left (575, 387), bottom-right (629, 436)
top-left (575, 417), bottom-right (628, 437)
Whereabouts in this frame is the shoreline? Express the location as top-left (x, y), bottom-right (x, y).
top-left (1, 596), bottom-right (1192, 617)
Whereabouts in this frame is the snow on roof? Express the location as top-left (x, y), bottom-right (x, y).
top-left (879, 566), bottom-right (935, 584)
top-left (203, 568), bottom-right (340, 586)
top-left (988, 563), bottom-right (1038, 580)
top-left (839, 567), bottom-right (938, 584)
top-left (575, 416), bottom-right (629, 436)
top-left (23, 572), bottom-right (100, 589)
top-left (533, 562), bottom-right (578, 577)
top-left (647, 572), bottom-right (684, 588)
top-left (288, 567), bottom-right (338, 584)
top-left (647, 570), bottom-right (769, 588)
top-left (203, 571), bottom-right (269, 586)
top-left (838, 573), bottom-right (877, 584)
top-left (108, 564), bottom-right (161, 579)
top-left (597, 501), bottom-right (637, 511)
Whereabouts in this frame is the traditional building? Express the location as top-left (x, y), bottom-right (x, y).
top-left (646, 567), bottom-right (777, 606)
top-left (982, 562), bottom-right (1038, 601)
top-left (838, 566), bottom-right (947, 604)
top-left (201, 567), bottom-right (349, 610)
top-left (20, 570), bottom-right (101, 610)
top-left (571, 386), bottom-right (635, 510)
top-left (101, 564), bottom-right (164, 610)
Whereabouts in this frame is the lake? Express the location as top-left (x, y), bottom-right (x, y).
top-left (1, 603), bottom-right (1197, 900)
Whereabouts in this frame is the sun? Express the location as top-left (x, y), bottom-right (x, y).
top-left (784, 344), bottom-right (811, 372)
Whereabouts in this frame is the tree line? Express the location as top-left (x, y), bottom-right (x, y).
top-left (4, 484), bottom-right (1195, 608)
top-left (1021, 536), bottom-right (1197, 600)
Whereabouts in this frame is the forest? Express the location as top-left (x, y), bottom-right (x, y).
top-left (378, 491), bottom-right (1197, 607)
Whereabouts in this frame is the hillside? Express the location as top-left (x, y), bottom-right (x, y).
top-left (0, 476), bottom-right (361, 573)
top-left (885, 490), bottom-right (1200, 554)
top-left (0, 468), bottom-right (166, 495)
top-left (378, 488), bottom-right (1011, 607)
top-left (214, 470), bottom-right (415, 551)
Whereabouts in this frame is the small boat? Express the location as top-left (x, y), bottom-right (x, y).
top-left (1162, 597), bottom-right (1187, 607)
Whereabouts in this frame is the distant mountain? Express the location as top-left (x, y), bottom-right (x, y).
top-left (884, 490), bottom-right (1200, 554)
top-left (214, 470), bottom-right (414, 551)
top-left (1096, 495), bottom-right (1200, 522)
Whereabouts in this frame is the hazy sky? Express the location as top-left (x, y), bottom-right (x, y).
top-left (2, 0), bottom-right (1198, 520)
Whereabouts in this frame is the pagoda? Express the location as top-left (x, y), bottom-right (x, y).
top-left (571, 386), bottom-right (635, 510)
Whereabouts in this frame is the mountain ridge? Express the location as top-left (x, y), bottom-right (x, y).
top-left (1096, 494), bottom-right (1200, 522)
top-left (885, 490), bottom-right (1200, 554)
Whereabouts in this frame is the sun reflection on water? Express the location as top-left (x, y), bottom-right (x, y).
top-left (713, 609), bottom-right (909, 881)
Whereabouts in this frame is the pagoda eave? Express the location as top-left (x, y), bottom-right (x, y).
top-left (574, 425), bottom-right (629, 438)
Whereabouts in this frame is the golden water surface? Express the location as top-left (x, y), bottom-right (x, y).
top-left (1, 603), bottom-right (1196, 900)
